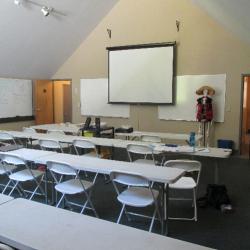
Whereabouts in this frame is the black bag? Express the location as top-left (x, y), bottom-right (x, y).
top-left (206, 184), bottom-right (231, 209)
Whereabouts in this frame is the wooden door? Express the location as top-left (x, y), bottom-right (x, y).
top-left (63, 83), bottom-right (72, 122)
top-left (34, 80), bottom-right (54, 125)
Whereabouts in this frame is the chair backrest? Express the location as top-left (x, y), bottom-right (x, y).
top-left (47, 161), bottom-right (76, 176)
top-left (0, 154), bottom-right (26, 166)
top-left (110, 171), bottom-right (150, 187)
top-left (0, 132), bottom-right (16, 144)
top-left (23, 127), bottom-right (37, 133)
top-left (126, 144), bottom-right (154, 162)
top-left (39, 139), bottom-right (62, 151)
top-left (47, 130), bottom-right (65, 136)
top-left (73, 139), bottom-right (98, 156)
top-left (141, 135), bottom-right (161, 143)
top-left (164, 160), bottom-right (201, 183)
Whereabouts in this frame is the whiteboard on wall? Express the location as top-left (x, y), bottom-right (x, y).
top-left (80, 78), bottom-right (130, 118)
top-left (0, 78), bottom-right (33, 119)
top-left (158, 74), bottom-right (226, 122)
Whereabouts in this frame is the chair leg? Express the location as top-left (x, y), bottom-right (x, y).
top-left (193, 188), bottom-right (197, 221)
top-left (117, 204), bottom-right (125, 224)
top-left (149, 208), bottom-right (157, 232)
top-left (56, 194), bottom-right (65, 208)
top-left (8, 181), bottom-right (19, 196)
top-left (84, 191), bottom-right (99, 218)
top-left (2, 179), bottom-right (11, 194)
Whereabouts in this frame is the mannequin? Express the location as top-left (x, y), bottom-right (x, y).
top-left (196, 86), bottom-right (215, 147)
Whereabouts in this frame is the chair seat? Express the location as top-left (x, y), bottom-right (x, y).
top-left (82, 152), bottom-right (98, 158)
top-left (0, 164), bottom-right (17, 175)
top-left (169, 177), bottom-right (196, 189)
top-left (118, 187), bottom-right (159, 207)
top-left (134, 159), bottom-right (155, 165)
top-left (9, 169), bottom-right (44, 182)
top-left (55, 179), bottom-right (93, 195)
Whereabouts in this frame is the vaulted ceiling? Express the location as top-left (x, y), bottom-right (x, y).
top-left (0, 0), bottom-right (118, 79)
top-left (1, 0), bottom-right (249, 79)
top-left (192, 0), bottom-right (250, 45)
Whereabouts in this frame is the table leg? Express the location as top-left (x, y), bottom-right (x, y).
top-left (45, 168), bottom-right (48, 204)
top-left (163, 183), bottom-right (169, 235)
top-left (214, 159), bottom-right (219, 184)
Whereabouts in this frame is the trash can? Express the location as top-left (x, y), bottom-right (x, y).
top-left (217, 139), bottom-right (233, 149)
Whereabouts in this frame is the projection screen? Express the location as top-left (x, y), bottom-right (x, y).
top-left (107, 43), bottom-right (175, 104)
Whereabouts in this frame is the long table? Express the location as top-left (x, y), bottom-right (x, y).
top-left (3, 130), bottom-right (231, 182)
top-left (116, 130), bottom-right (203, 142)
top-left (0, 198), bottom-right (213, 250)
top-left (4, 130), bottom-right (231, 157)
top-left (30, 123), bottom-right (81, 134)
top-left (0, 194), bottom-right (14, 205)
top-left (0, 148), bottom-right (185, 235)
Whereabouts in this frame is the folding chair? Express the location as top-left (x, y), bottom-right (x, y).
top-left (0, 132), bottom-right (16, 145)
top-left (47, 130), bottom-right (71, 152)
top-left (39, 139), bottom-right (64, 153)
top-left (164, 160), bottom-right (201, 221)
top-left (47, 161), bottom-right (98, 217)
top-left (22, 127), bottom-right (39, 148)
top-left (110, 171), bottom-right (162, 232)
top-left (1, 154), bottom-right (45, 200)
top-left (126, 144), bottom-right (156, 165)
top-left (141, 135), bottom-right (161, 143)
top-left (0, 155), bottom-right (18, 194)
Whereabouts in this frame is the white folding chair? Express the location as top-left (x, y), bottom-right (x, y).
top-left (141, 135), bottom-right (161, 143)
top-left (73, 139), bottom-right (99, 158)
top-left (39, 139), bottom-right (64, 153)
top-left (0, 155), bottom-right (18, 194)
top-left (0, 132), bottom-right (16, 145)
top-left (126, 144), bottom-right (156, 165)
top-left (0, 243), bottom-right (15, 250)
top-left (73, 139), bottom-right (100, 180)
top-left (1, 154), bottom-right (45, 200)
top-left (110, 171), bottom-right (162, 232)
top-left (47, 161), bottom-right (98, 217)
top-left (164, 160), bottom-right (202, 221)
top-left (47, 130), bottom-right (71, 152)
top-left (22, 127), bottom-right (39, 148)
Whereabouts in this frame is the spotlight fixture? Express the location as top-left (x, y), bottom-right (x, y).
top-left (14, 0), bottom-right (22, 5)
top-left (41, 6), bottom-right (53, 17)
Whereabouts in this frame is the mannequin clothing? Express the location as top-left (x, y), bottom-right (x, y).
top-left (196, 96), bottom-right (213, 122)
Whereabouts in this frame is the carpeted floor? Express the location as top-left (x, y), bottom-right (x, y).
top-left (2, 149), bottom-right (250, 250)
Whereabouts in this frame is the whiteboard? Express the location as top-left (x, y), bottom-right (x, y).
top-left (158, 74), bottom-right (226, 122)
top-left (80, 79), bottom-right (130, 118)
top-left (108, 43), bottom-right (174, 104)
top-left (0, 78), bottom-right (33, 119)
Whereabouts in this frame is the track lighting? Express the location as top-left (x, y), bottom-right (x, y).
top-left (41, 6), bottom-right (53, 17)
top-left (14, 0), bottom-right (22, 5)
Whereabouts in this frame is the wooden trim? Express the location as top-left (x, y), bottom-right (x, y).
top-left (0, 116), bottom-right (34, 123)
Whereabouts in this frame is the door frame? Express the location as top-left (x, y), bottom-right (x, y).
top-left (52, 79), bottom-right (72, 123)
top-left (239, 74), bottom-right (250, 155)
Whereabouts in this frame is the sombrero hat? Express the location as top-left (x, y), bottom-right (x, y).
top-left (196, 85), bottom-right (215, 96)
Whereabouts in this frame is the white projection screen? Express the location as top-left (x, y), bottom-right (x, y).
top-left (108, 43), bottom-right (175, 104)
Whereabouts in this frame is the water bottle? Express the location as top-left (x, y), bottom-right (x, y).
top-left (189, 132), bottom-right (196, 149)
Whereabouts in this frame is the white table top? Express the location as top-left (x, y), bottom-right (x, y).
top-left (0, 194), bottom-right (14, 205)
top-left (2, 130), bottom-right (231, 159)
top-left (5, 149), bottom-right (184, 184)
top-left (0, 198), bottom-right (213, 250)
top-left (0, 148), bottom-right (56, 162)
top-left (30, 123), bottom-right (81, 134)
top-left (116, 130), bottom-right (203, 142)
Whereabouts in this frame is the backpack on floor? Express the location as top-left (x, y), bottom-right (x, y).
top-left (206, 184), bottom-right (231, 209)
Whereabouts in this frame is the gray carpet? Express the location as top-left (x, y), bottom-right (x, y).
top-left (1, 149), bottom-right (249, 250)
